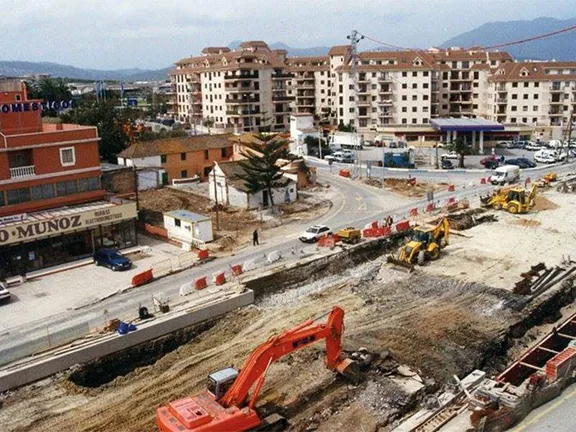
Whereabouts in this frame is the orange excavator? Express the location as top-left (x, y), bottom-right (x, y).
top-left (156, 306), bottom-right (359, 432)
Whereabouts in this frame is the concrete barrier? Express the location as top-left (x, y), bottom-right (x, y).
top-left (243, 259), bottom-right (258, 272)
top-left (267, 250), bottom-right (282, 263)
top-left (131, 269), bottom-right (154, 287)
top-left (0, 289), bottom-right (254, 393)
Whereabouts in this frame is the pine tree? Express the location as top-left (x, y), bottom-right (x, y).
top-left (235, 135), bottom-right (290, 208)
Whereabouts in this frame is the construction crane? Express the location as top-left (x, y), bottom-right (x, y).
top-left (156, 306), bottom-right (359, 432)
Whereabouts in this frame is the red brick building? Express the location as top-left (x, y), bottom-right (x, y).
top-left (0, 80), bottom-right (137, 277)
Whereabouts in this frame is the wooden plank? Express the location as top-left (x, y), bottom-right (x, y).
top-left (536, 346), bottom-right (560, 354)
top-left (519, 362), bottom-right (544, 371)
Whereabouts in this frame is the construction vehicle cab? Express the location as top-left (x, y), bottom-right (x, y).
top-left (389, 218), bottom-right (450, 268)
top-left (207, 368), bottom-right (238, 401)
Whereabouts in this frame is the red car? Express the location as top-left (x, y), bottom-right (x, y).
top-left (480, 154), bottom-right (498, 166)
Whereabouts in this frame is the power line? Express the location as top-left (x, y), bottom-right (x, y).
top-left (358, 22), bottom-right (576, 53)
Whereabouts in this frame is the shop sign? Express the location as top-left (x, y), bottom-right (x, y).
top-left (0, 213), bottom-right (28, 225)
top-left (0, 202), bottom-right (137, 246)
top-left (0, 100), bottom-right (77, 114)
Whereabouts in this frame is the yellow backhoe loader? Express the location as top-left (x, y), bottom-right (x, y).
top-left (480, 184), bottom-right (537, 214)
top-left (387, 217), bottom-right (450, 270)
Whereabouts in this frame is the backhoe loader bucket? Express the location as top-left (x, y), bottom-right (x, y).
top-left (335, 358), bottom-right (361, 383)
top-left (386, 254), bottom-right (415, 272)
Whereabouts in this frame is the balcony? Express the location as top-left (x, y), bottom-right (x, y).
top-left (225, 72), bottom-right (259, 80)
top-left (225, 84), bottom-right (259, 92)
top-left (496, 98), bottom-right (507, 104)
top-left (378, 98), bottom-right (393, 105)
top-left (378, 74), bottom-right (391, 82)
top-left (356, 99), bottom-right (371, 106)
top-left (272, 72), bottom-right (294, 79)
top-left (272, 95), bottom-right (295, 102)
top-left (550, 83), bottom-right (562, 92)
top-left (226, 109), bottom-right (261, 116)
top-left (10, 165), bottom-right (36, 179)
top-left (226, 96), bottom-right (259, 104)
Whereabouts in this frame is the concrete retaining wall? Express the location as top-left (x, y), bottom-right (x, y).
top-left (243, 237), bottom-right (401, 297)
top-left (0, 290), bottom-right (254, 393)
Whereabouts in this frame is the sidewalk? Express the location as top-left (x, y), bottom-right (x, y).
top-left (0, 235), bottom-right (183, 333)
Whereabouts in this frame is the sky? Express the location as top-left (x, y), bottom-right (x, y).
top-left (1, 0), bottom-right (574, 70)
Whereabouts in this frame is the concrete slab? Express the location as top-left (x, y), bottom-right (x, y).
top-left (0, 287), bottom-right (254, 393)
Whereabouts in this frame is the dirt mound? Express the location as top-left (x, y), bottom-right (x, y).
top-left (511, 219), bottom-right (542, 228)
top-left (533, 195), bottom-right (559, 211)
top-left (361, 177), bottom-right (447, 198)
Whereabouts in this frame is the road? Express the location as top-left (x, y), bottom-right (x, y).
top-left (2, 160), bottom-right (575, 366)
top-left (510, 383), bottom-right (576, 432)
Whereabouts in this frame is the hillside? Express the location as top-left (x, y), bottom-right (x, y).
top-left (440, 17), bottom-right (576, 60)
top-left (0, 61), bottom-right (171, 81)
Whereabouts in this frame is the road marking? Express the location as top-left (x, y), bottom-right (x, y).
top-left (286, 232), bottom-right (300, 238)
top-left (358, 202), bottom-right (367, 211)
top-left (355, 193), bottom-right (363, 201)
top-left (510, 385), bottom-right (576, 431)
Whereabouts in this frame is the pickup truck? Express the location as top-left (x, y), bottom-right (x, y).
top-left (325, 151), bottom-right (355, 163)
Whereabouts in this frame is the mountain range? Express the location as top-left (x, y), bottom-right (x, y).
top-left (440, 17), bottom-right (576, 60)
top-left (1, 17), bottom-right (575, 81)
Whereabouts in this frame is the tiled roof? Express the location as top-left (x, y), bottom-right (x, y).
top-left (428, 48), bottom-right (513, 61)
top-left (336, 50), bottom-right (439, 72)
top-left (488, 61), bottom-right (576, 82)
top-left (328, 45), bottom-right (350, 56)
top-left (118, 134), bottom-right (234, 159)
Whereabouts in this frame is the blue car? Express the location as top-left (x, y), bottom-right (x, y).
top-left (94, 249), bottom-right (132, 271)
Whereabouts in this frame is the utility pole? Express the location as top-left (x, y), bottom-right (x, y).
top-left (566, 110), bottom-right (574, 163)
top-left (318, 126), bottom-right (323, 159)
top-left (347, 29), bottom-right (364, 177)
top-left (212, 168), bottom-right (220, 230)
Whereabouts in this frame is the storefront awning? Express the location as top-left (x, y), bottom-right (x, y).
top-left (0, 200), bottom-right (137, 246)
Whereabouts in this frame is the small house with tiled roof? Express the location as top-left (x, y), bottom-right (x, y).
top-left (209, 160), bottom-right (297, 209)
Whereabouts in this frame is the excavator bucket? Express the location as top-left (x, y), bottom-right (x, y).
top-left (336, 358), bottom-right (361, 383)
top-left (386, 255), bottom-right (415, 272)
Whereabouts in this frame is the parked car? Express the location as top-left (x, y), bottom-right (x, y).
top-left (484, 160), bottom-right (500, 169)
top-left (490, 165), bottom-right (520, 186)
top-left (534, 149), bottom-right (557, 164)
top-left (496, 141), bottom-right (511, 148)
top-left (94, 248), bottom-right (132, 271)
top-left (515, 140), bottom-right (532, 149)
top-left (504, 158), bottom-right (530, 169)
top-left (0, 281), bottom-right (11, 303)
top-left (526, 142), bottom-right (543, 151)
top-left (516, 157), bottom-right (537, 168)
top-left (480, 154), bottom-right (498, 166)
top-left (441, 159), bottom-right (454, 170)
top-left (299, 225), bottom-right (332, 243)
top-left (441, 151), bottom-right (459, 160)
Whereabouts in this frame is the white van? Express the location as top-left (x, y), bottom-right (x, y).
top-left (490, 165), bottom-right (520, 185)
top-left (547, 140), bottom-right (563, 149)
top-left (534, 149), bottom-right (557, 164)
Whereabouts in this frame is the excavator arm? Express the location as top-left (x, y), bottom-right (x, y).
top-left (433, 217), bottom-right (450, 245)
top-left (527, 184), bottom-right (537, 208)
top-left (219, 306), bottom-right (357, 409)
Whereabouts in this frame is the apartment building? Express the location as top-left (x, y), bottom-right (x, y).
top-left (170, 41), bottom-right (574, 138)
top-left (0, 80), bottom-right (138, 277)
top-left (487, 62), bottom-right (576, 128)
top-left (170, 41), bottom-right (292, 133)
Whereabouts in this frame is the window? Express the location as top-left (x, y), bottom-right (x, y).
top-left (66, 180), bottom-right (77, 194)
top-left (523, 106), bottom-right (528, 112)
top-left (174, 218), bottom-right (181, 227)
top-left (534, 94), bottom-right (539, 99)
top-left (402, 83), bottom-right (407, 89)
top-left (522, 118), bottom-right (528, 123)
top-left (402, 118), bottom-right (407, 124)
top-left (523, 94), bottom-right (528, 100)
top-left (31, 184), bottom-right (54, 200)
top-left (56, 181), bottom-right (68, 196)
top-left (533, 106), bottom-right (538, 112)
top-left (423, 83), bottom-right (429, 89)
top-left (161, 155), bottom-right (167, 163)
top-left (512, 82), bottom-right (518, 87)
top-left (412, 95), bottom-right (417, 101)
top-left (511, 117), bottom-right (517, 123)
top-left (402, 107), bottom-right (407, 112)
top-left (412, 118), bottom-right (417, 124)
top-left (511, 106), bottom-right (517, 111)
top-left (0, 191), bottom-right (4, 207)
top-left (423, 95), bottom-right (429, 100)
top-left (412, 83), bottom-right (417, 89)
top-left (412, 72), bottom-right (417, 77)
top-left (204, 150), bottom-right (209, 160)
top-left (59, 147), bottom-right (75, 166)
top-left (181, 170), bottom-right (188, 178)
top-left (402, 72), bottom-right (407, 77)
top-left (423, 71), bottom-right (429, 77)
top-left (534, 82), bottom-right (539, 87)
top-left (221, 148), bottom-right (227, 158)
top-left (181, 152), bottom-right (187, 161)
top-left (524, 82), bottom-right (529, 87)
top-left (512, 94), bottom-right (518, 100)
top-left (402, 95), bottom-right (407, 101)
top-left (7, 188), bottom-right (30, 205)
top-left (412, 107), bottom-right (417, 112)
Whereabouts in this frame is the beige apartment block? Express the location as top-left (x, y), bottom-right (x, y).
top-left (168, 41), bottom-right (575, 137)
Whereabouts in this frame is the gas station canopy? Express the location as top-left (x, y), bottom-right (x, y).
top-left (430, 118), bottom-right (505, 132)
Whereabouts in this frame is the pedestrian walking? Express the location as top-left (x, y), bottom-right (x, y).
top-left (253, 229), bottom-right (259, 246)
top-left (500, 155), bottom-right (505, 164)
top-left (386, 216), bottom-right (394, 227)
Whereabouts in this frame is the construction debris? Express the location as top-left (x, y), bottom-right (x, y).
top-left (513, 262), bottom-right (576, 296)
